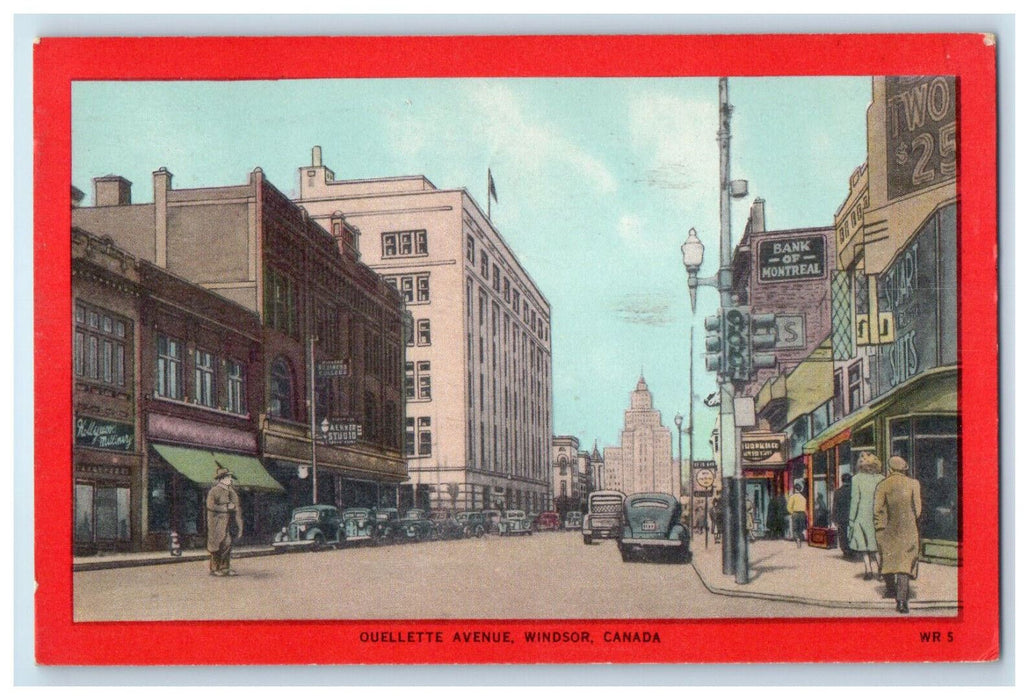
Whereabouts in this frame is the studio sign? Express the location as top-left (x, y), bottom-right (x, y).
top-left (741, 436), bottom-right (785, 463)
top-left (75, 417), bottom-right (134, 451)
top-left (757, 236), bottom-right (826, 283)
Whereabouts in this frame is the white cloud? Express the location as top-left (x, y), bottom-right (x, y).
top-left (628, 92), bottom-right (716, 192)
top-left (617, 213), bottom-right (644, 247)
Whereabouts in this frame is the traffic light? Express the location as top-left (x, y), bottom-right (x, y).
top-left (724, 307), bottom-right (749, 381)
top-left (749, 313), bottom-right (778, 373)
top-left (703, 313), bottom-right (725, 374)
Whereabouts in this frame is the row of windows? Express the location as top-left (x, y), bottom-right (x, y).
top-left (405, 416), bottom-right (433, 457)
top-left (155, 334), bottom-right (248, 414)
top-left (382, 230), bottom-right (428, 258)
top-left (385, 274), bottom-right (430, 305)
top-left (405, 361), bottom-right (432, 401)
top-left (74, 303), bottom-right (130, 389)
top-left (406, 318), bottom-right (432, 347)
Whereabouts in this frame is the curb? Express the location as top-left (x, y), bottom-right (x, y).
top-left (74, 547), bottom-right (280, 572)
top-left (688, 558), bottom-right (959, 611)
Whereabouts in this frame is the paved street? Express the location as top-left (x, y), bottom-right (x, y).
top-left (73, 531), bottom-right (944, 621)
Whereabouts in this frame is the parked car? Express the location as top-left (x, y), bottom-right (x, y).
top-left (372, 507), bottom-right (406, 545)
top-left (564, 511), bottom-right (583, 530)
top-left (582, 490), bottom-right (625, 544)
top-left (436, 515), bottom-right (467, 540)
top-left (340, 507), bottom-right (378, 546)
top-left (399, 509), bottom-right (438, 541)
top-left (617, 492), bottom-right (691, 563)
top-left (481, 509), bottom-right (503, 534)
top-left (272, 504), bottom-right (345, 551)
top-left (499, 510), bottom-right (533, 536)
top-left (533, 511), bottom-right (561, 532)
top-left (455, 511), bottom-right (487, 538)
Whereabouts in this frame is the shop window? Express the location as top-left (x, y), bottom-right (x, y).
top-left (148, 468), bottom-right (172, 532)
top-left (268, 357), bottom-right (294, 420)
top-left (812, 450), bottom-right (831, 528)
top-left (889, 416), bottom-right (959, 542)
top-left (75, 483), bottom-right (94, 542)
top-left (848, 361), bottom-right (864, 412)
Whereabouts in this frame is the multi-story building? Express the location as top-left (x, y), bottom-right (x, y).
top-left (294, 147), bottom-right (553, 514)
top-left (72, 167), bottom-right (408, 541)
top-left (602, 377), bottom-right (679, 498)
top-left (551, 436), bottom-right (592, 513)
top-left (803, 75), bottom-right (959, 564)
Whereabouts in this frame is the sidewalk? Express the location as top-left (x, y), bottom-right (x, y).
top-left (688, 535), bottom-right (959, 611)
top-left (73, 545), bottom-right (278, 571)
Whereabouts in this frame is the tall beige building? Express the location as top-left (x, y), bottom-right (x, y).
top-left (296, 147), bottom-right (553, 513)
top-left (602, 376), bottom-right (678, 497)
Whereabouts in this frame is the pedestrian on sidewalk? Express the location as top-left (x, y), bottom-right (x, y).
top-left (206, 465), bottom-right (243, 577)
top-left (874, 456), bottom-right (923, 614)
top-left (710, 495), bottom-right (723, 544)
top-left (744, 496), bottom-right (757, 542)
top-left (786, 482), bottom-right (807, 547)
top-left (849, 452), bottom-right (882, 580)
top-left (767, 491), bottom-right (787, 539)
top-left (833, 473), bottom-right (854, 558)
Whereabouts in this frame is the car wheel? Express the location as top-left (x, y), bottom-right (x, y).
top-left (583, 535), bottom-right (592, 545)
top-left (311, 534), bottom-right (325, 551)
top-left (475, 525), bottom-right (485, 538)
top-left (619, 545), bottom-right (631, 562)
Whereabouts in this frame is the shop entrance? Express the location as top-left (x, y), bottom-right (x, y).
top-left (745, 479), bottom-right (769, 541)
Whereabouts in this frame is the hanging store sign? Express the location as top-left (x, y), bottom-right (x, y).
top-left (757, 235), bottom-right (826, 283)
top-left (75, 417), bottom-right (134, 451)
top-left (885, 76), bottom-right (956, 200)
top-left (317, 359), bottom-right (351, 378)
top-left (741, 431), bottom-right (788, 467)
top-left (320, 418), bottom-right (362, 445)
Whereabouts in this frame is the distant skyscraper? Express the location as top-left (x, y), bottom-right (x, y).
top-left (602, 376), bottom-right (679, 497)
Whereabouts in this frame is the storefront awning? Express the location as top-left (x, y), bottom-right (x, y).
top-left (802, 365), bottom-right (958, 454)
top-left (152, 444), bottom-right (284, 493)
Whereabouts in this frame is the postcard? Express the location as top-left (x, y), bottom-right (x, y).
top-left (33, 33), bottom-right (999, 665)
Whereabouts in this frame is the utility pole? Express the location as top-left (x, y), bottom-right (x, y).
top-left (308, 334), bottom-right (318, 505)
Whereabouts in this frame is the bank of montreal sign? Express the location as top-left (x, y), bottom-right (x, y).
top-left (756, 235), bottom-right (826, 283)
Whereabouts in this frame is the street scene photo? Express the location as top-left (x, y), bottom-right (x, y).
top-left (70, 75), bottom-right (960, 621)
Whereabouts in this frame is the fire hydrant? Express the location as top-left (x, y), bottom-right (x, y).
top-left (169, 530), bottom-right (182, 557)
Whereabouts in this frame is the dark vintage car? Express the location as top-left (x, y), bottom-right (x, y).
top-left (340, 507), bottom-right (377, 545)
top-left (272, 504), bottom-right (345, 551)
top-left (582, 489), bottom-right (625, 544)
top-left (455, 511), bottom-right (487, 538)
top-left (564, 511), bottom-right (583, 530)
top-left (429, 511), bottom-right (467, 540)
top-left (372, 507), bottom-right (406, 545)
top-left (399, 508), bottom-right (438, 541)
top-left (533, 511), bottom-right (561, 532)
top-left (617, 492), bottom-right (691, 563)
top-left (498, 509), bottom-right (533, 536)
top-left (481, 509), bottom-right (503, 534)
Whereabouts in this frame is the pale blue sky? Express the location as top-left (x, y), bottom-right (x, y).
top-left (72, 77), bottom-right (872, 460)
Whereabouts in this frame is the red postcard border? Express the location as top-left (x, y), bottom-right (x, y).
top-left (33, 33), bottom-right (999, 665)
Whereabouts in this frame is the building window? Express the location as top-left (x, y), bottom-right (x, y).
top-left (193, 349), bottom-right (216, 408)
top-left (389, 273), bottom-right (430, 305)
top-left (226, 359), bottom-right (245, 414)
top-left (558, 456), bottom-right (568, 475)
top-left (416, 275), bottom-right (430, 303)
top-left (480, 251), bottom-right (489, 279)
top-left (382, 230), bottom-right (428, 258)
top-left (155, 334), bottom-right (184, 399)
top-left (75, 302), bottom-right (129, 388)
top-left (504, 277), bottom-right (511, 302)
top-left (264, 266), bottom-right (297, 337)
top-left (406, 316), bottom-right (415, 347)
top-left (492, 264), bottom-right (500, 292)
top-left (384, 401), bottom-right (398, 449)
top-left (418, 417), bottom-right (432, 456)
top-left (269, 357), bottom-right (294, 419)
top-left (416, 319), bottom-right (431, 346)
top-left (417, 361), bottom-right (432, 400)
top-left (364, 391), bottom-right (378, 442)
top-left (405, 417), bottom-right (416, 456)
top-left (513, 290), bottom-right (521, 315)
top-left (316, 303), bottom-right (338, 355)
top-left (848, 361), bottom-right (863, 412)
top-left (467, 235), bottom-right (475, 264)
top-left (832, 368), bottom-right (844, 421)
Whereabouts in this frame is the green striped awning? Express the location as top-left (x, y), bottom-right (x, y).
top-left (151, 444), bottom-right (284, 493)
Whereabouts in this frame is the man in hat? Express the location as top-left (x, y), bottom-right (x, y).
top-left (874, 456), bottom-right (923, 613)
top-left (207, 464), bottom-right (243, 576)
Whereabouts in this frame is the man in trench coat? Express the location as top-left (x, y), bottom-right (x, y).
top-left (874, 456), bottom-right (923, 613)
top-left (207, 465), bottom-right (243, 576)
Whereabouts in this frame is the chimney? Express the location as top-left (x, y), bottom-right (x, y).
top-left (71, 186), bottom-right (84, 208)
top-left (94, 176), bottom-right (132, 206)
top-left (750, 197), bottom-right (766, 233)
top-left (153, 168), bottom-right (173, 267)
top-left (312, 145), bottom-right (322, 167)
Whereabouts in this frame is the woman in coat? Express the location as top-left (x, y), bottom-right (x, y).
top-left (874, 456), bottom-right (923, 613)
top-left (848, 452), bottom-right (883, 580)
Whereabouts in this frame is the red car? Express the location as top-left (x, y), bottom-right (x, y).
top-left (533, 511), bottom-right (561, 531)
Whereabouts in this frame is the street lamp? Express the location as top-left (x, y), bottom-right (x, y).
top-left (681, 228), bottom-right (705, 312)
